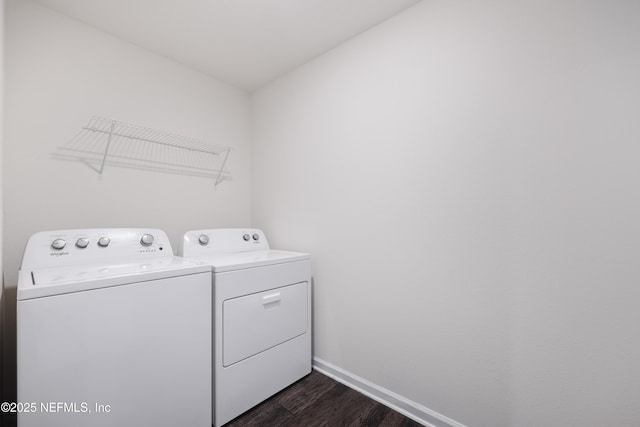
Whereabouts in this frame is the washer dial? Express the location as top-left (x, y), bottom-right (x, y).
top-left (51, 239), bottom-right (66, 250)
top-left (140, 234), bottom-right (154, 247)
top-left (75, 238), bottom-right (90, 248)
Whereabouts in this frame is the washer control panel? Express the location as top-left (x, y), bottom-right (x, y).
top-left (180, 228), bottom-right (269, 257)
top-left (22, 228), bottom-right (172, 269)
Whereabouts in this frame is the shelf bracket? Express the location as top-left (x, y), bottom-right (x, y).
top-left (215, 148), bottom-right (231, 187)
top-left (98, 120), bottom-right (116, 175)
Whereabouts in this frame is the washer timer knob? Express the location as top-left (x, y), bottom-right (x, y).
top-left (198, 234), bottom-right (210, 245)
top-left (75, 238), bottom-right (90, 248)
top-left (243, 234), bottom-right (250, 241)
top-left (51, 239), bottom-right (66, 250)
top-left (140, 234), bottom-right (154, 247)
top-left (97, 237), bottom-right (110, 247)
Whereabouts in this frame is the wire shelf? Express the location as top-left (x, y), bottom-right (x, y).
top-left (55, 116), bottom-right (232, 186)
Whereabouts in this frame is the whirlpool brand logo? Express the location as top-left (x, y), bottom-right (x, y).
top-left (50, 251), bottom-right (69, 257)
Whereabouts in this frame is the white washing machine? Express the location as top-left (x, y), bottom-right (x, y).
top-left (179, 228), bottom-right (311, 426)
top-left (17, 228), bottom-right (212, 427)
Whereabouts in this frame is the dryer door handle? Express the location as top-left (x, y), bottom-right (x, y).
top-left (262, 292), bottom-right (281, 309)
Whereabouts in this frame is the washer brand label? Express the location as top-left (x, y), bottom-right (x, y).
top-left (50, 251), bottom-right (69, 257)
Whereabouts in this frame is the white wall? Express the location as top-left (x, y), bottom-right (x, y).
top-left (3, 0), bottom-right (251, 406)
top-left (252, 1), bottom-right (640, 426)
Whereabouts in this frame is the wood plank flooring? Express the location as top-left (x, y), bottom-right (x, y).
top-left (225, 370), bottom-right (423, 426)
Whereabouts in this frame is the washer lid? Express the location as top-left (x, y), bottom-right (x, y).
top-left (18, 257), bottom-right (210, 300)
top-left (187, 249), bottom-right (310, 272)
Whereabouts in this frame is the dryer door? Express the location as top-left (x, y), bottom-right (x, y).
top-left (222, 281), bottom-right (308, 367)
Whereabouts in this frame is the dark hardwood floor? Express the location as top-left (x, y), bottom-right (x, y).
top-left (225, 370), bottom-right (423, 426)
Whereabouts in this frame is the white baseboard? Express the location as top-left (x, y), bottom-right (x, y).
top-left (312, 357), bottom-right (466, 427)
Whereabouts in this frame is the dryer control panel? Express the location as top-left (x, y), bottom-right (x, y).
top-left (21, 228), bottom-right (172, 269)
top-left (181, 228), bottom-right (270, 257)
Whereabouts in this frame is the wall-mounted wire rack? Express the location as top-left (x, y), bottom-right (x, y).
top-left (56, 116), bottom-right (231, 186)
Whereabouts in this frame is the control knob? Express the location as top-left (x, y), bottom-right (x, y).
top-left (242, 233), bottom-right (250, 242)
top-left (252, 233), bottom-right (260, 241)
top-left (198, 234), bottom-right (209, 245)
top-left (97, 237), bottom-right (110, 247)
top-left (51, 239), bottom-right (66, 250)
top-left (140, 234), bottom-right (154, 247)
top-left (75, 238), bottom-right (90, 248)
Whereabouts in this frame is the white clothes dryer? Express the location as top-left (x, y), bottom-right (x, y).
top-left (17, 228), bottom-right (212, 427)
top-left (179, 228), bottom-right (311, 426)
